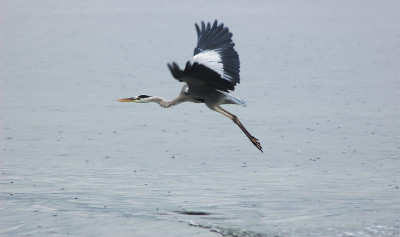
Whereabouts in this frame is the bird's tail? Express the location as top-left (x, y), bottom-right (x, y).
top-left (225, 93), bottom-right (247, 107)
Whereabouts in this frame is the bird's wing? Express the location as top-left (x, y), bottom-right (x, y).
top-left (167, 20), bottom-right (240, 92)
top-left (193, 20), bottom-right (240, 90)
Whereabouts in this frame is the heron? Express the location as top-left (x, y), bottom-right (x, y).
top-left (118, 20), bottom-right (263, 152)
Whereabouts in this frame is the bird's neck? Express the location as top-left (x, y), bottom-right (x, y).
top-left (146, 96), bottom-right (184, 108)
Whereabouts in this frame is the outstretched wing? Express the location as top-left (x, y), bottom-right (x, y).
top-left (167, 20), bottom-right (240, 92)
top-left (194, 20), bottom-right (240, 87)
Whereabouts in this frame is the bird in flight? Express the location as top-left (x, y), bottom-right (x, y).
top-left (118, 20), bottom-right (262, 152)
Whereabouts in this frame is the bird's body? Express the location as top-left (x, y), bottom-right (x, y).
top-left (118, 20), bottom-right (262, 152)
top-left (135, 85), bottom-right (246, 108)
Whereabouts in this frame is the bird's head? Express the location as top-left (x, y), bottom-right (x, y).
top-left (118, 94), bottom-right (152, 103)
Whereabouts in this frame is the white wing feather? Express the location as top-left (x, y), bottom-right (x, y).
top-left (193, 50), bottom-right (232, 81)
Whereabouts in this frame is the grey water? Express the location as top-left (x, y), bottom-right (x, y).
top-left (1, 0), bottom-right (399, 236)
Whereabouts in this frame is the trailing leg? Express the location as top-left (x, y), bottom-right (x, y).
top-left (213, 106), bottom-right (263, 152)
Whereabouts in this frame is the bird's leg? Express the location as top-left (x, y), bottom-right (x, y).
top-left (215, 106), bottom-right (263, 153)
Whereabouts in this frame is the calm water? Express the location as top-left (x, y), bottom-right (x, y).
top-left (1, 0), bottom-right (399, 236)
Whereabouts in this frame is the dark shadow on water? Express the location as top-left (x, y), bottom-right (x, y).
top-left (175, 210), bottom-right (211, 216)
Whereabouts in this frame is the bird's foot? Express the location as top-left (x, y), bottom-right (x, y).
top-left (250, 136), bottom-right (263, 153)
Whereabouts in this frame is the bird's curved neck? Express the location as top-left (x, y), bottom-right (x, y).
top-left (147, 96), bottom-right (184, 108)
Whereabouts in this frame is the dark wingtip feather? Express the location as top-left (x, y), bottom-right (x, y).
top-left (195, 23), bottom-right (200, 36)
top-left (167, 62), bottom-right (184, 80)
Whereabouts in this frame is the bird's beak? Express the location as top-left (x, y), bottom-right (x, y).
top-left (117, 97), bottom-right (139, 102)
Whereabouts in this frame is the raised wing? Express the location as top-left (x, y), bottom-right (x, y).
top-left (193, 20), bottom-right (240, 89)
top-left (167, 20), bottom-right (240, 92)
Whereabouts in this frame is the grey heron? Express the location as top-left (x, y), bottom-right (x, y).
top-left (118, 20), bottom-right (263, 152)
